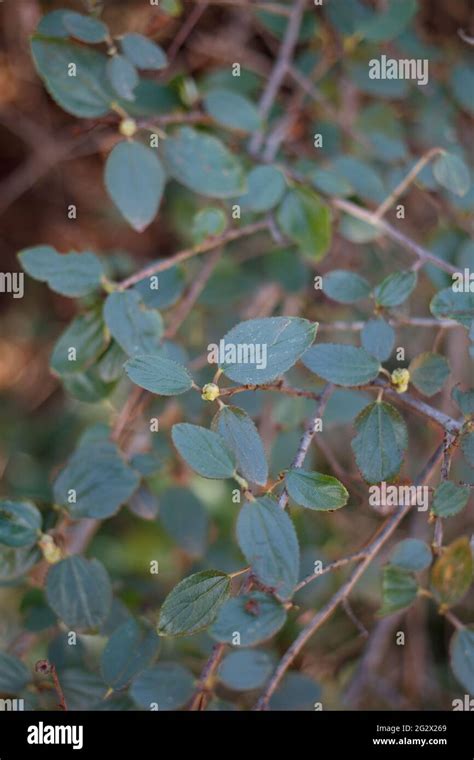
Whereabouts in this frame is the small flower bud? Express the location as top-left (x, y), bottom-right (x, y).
top-left (39, 534), bottom-right (63, 564)
top-left (35, 659), bottom-right (52, 675)
top-left (201, 383), bottom-right (220, 401)
top-left (119, 118), bottom-right (137, 138)
top-left (391, 368), bottom-right (410, 394)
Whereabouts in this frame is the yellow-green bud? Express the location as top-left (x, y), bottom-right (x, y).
top-left (390, 368), bottom-right (410, 394)
top-left (119, 118), bottom-right (137, 138)
top-left (39, 534), bottom-right (63, 564)
top-left (201, 383), bottom-right (220, 401)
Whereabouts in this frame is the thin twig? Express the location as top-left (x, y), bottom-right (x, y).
top-left (164, 248), bottom-right (222, 339)
top-left (118, 219), bottom-right (270, 289)
top-left (374, 148), bottom-right (443, 219)
top-left (255, 439), bottom-right (449, 709)
top-left (332, 198), bottom-right (458, 275)
top-left (278, 384), bottom-right (333, 509)
top-left (249, 0), bottom-right (306, 155)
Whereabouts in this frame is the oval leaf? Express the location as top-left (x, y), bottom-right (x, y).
top-left (0, 653), bottom-right (31, 694)
top-left (285, 470), bottom-right (349, 511)
top-left (19, 246), bottom-right (104, 297)
top-left (210, 591), bottom-right (287, 646)
top-left (0, 501), bottom-right (42, 548)
top-left (236, 496), bottom-right (299, 601)
top-left (105, 141), bottom-right (165, 232)
top-left (130, 663), bottom-right (194, 710)
top-left (378, 565), bottom-right (418, 617)
top-left (204, 88), bottom-right (262, 132)
top-left (103, 291), bottom-right (163, 356)
top-left (159, 488), bottom-right (209, 557)
top-left (323, 270), bottom-right (371, 304)
top-left (218, 317), bottom-right (317, 384)
top-left (361, 318), bottom-right (395, 362)
top-left (277, 188), bottom-right (331, 261)
top-left (171, 423), bottom-right (235, 479)
top-left (125, 354), bottom-right (193, 395)
top-left (218, 649), bottom-right (273, 691)
top-left (120, 33), bottom-right (167, 71)
top-left (302, 343), bottom-right (380, 386)
top-left (409, 352), bottom-right (450, 397)
top-left (212, 405), bottom-right (268, 486)
top-left (163, 127), bottom-right (245, 198)
top-left (101, 620), bottom-right (160, 690)
top-left (390, 539), bottom-right (432, 571)
top-left (374, 270), bottom-right (417, 307)
top-left (450, 627), bottom-right (474, 695)
top-left (431, 537), bottom-right (473, 607)
top-left (431, 481), bottom-right (470, 518)
top-left (46, 556), bottom-right (112, 630)
top-left (433, 152), bottom-right (470, 197)
top-left (53, 440), bottom-right (140, 519)
top-left (157, 570), bottom-right (231, 637)
top-left (352, 401), bottom-right (408, 483)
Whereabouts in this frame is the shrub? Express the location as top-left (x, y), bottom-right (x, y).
top-left (0, 0), bottom-right (472, 712)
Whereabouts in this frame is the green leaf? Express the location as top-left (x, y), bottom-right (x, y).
top-left (210, 591), bottom-right (287, 646)
top-left (103, 291), bottom-right (163, 356)
top-left (212, 405), bottom-right (268, 486)
top-left (204, 88), bottom-right (262, 132)
top-left (31, 36), bottom-right (113, 118)
top-left (62, 369), bottom-right (115, 403)
top-left (310, 168), bottom-right (353, 197)
top-left (431, 481), bottom-right (470, 518)
top-left (163, 127), bottom-right (246, 198)
top-left (0, 544), bottom-right (41, 582)
top-left (409, 352), bottom-right (450, 397)
top-left (50, 310), bottom-right (107, 375)
top-left (130, 663), bottom-right (194, 709)
top-left (451, 64), bottom-right (474, 116)
top-left (359, 0), bottom-right (417, 42)
top-left (134, 266), bottom-right (185, 309)
top-left (0, 501), bottom-right (42, 548)
top-left (452, 386), bottom-right (474, 416)
top-left (285, 470), bottom-right (349, 511)
top-left (430, 288), bottom-right (474, 328)
top-left (63, 12), bottom-right (108, 43)
top-left (97, 341), bottom-right (127, 382)
top-left (171, 423), bottom-right (235, 479)
top-left (218, 316), bottom-right (317, 384)
top-left (352, 401), bottom-right (408, 483)
top-left (276, 188), bottom-right (331, 261)
top-left (390, 539), bottom-right (432, 571)
top-left (120, 33), bottom-right (167, 71)
top-left (269, 672), bottom-right (321, 711)
top-left (191, 207), bottom-right (227, 244)
top-left (236, 496), bottom-right (299, 601)
top-left (18, 246), bottom-right (104, 297)
top-left (125, 353), bottom-right (193, 395)
top-left (59, 668), bottom-right (107, 709)
top-left (433, 152), bottom-right (470, 197)
top-left (159, 488), bottom-right (209, 557)
top-left (101, 620), bottom-right (160, 691)
top-left (331, 156), bottom-right (385, 203)
top-left (378, 565), bottom-right (418, 616)
top-left (431, 537), bottom-right (473, 607)
top-left (302, 344), bottom-right (380, 386)
top-left (105, 141), bottom-right (165, 231)
top-left (106, 55), bottom-right (139, 101)
top-left (322, 270), bottom-right (371, 303)
top-left (0, 653), bottom-right (30, 694)
top-left (46, 556), bottom-right (112, 630)
top-left (157, 570), bottom-right (231, 637)
top-left (374, 270), bottom-right (417, 307)
top-left (37, 10), bottom-right (69, 38)
top-left (218, 650), bottom-right (273, 691)
top-left (53, 440), bottom-right (140, 519)
top-left (450, 627), bottom-right (474, 695)
top-left (361, 318), bottom-right (395, 362)
top-left (238, 165), bottom-right (286, 212)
